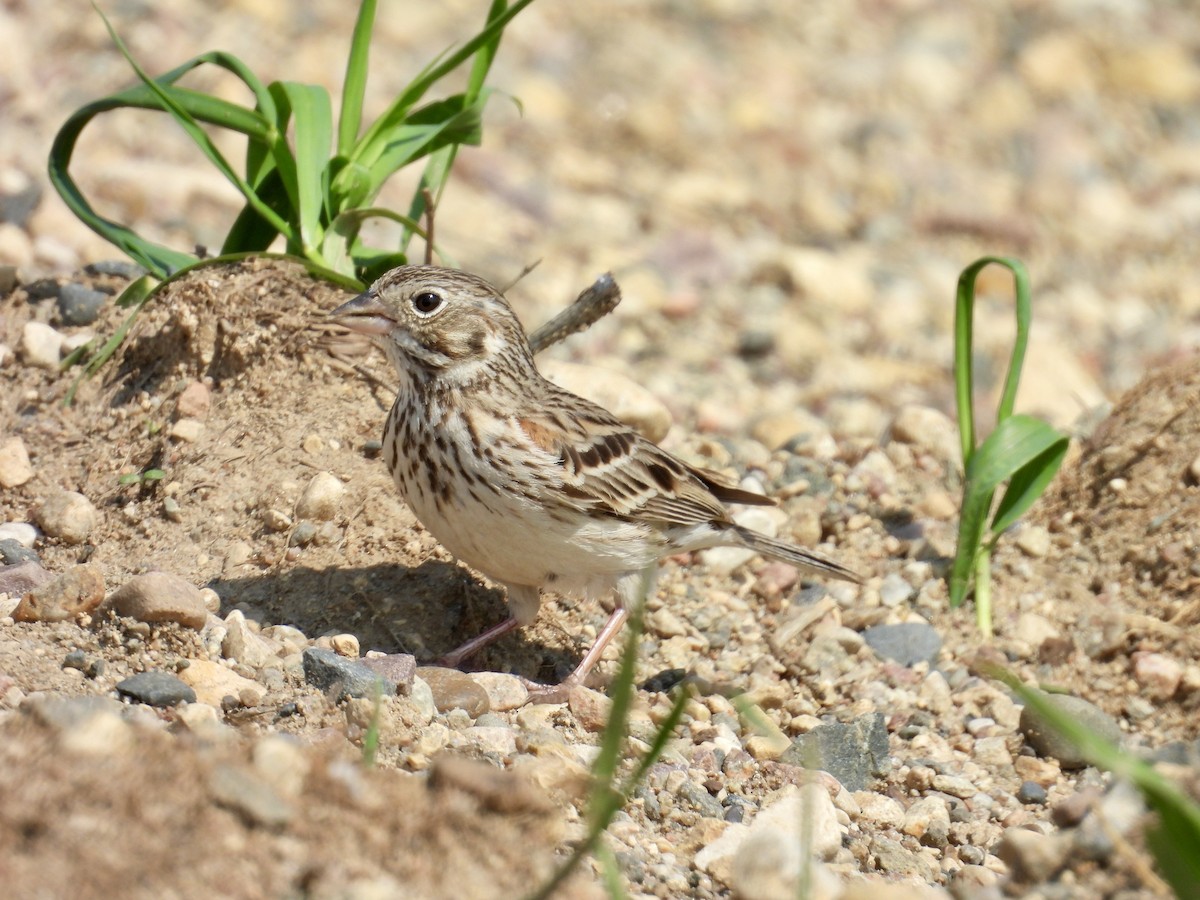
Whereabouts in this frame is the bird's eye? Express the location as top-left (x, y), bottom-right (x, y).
top-left (411, 291), bottom-right (444, 316)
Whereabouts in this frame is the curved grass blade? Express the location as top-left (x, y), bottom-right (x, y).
top-left (64, 273), bottom-right (158, 404)
top-left (323, 207), bottom-right (426, 276)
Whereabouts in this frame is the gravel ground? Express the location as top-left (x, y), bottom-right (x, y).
top-left (2, 2), bottom-right (1199, 898)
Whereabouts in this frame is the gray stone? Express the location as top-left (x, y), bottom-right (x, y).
top-left (86, 260), bottom-right (147, 279)
top-left (360, 654), bottom-right (417, 693)
top-left (862, 621), bottom-right (942, 668)
top-left (56, 283), bottom-right (107, 326)
top-left (1018, 692), bottom-right (1122, 769)
top-left (303, 647), bottom-right (397, 700)
top-left (0, 539), bottom-right (38, 565)
top-left (1017, 780), bottom-right (1048, 805)
top-left (115, 671), bottom-right (196, 707)
top-left (779, 712), bottom-right (890, 790)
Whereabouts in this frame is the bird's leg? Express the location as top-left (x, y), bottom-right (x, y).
top-left (434, 615), bottom-right (521, 668)
top-left (523, 606), bottom-right (629, 704)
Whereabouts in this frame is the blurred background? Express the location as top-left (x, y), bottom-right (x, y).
top-left (2, 0), bottom-right (1198, 431)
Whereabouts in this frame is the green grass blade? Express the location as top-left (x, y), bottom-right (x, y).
top-left (353, 0), bottom-right (535, 163)
top-left (95, 10), bottom-right (293, 241)
top-left (64, 274), bottom-right (158, 404)
top-left (998, 673), bottom-right (1200, 897)
top-left (950, 415), bottom-right (1065, 607)
top-left (954, 256), bottom-right (1032, 465)
top-left (221, 167), bottom-right (288, 254)
top-left (338, 0), bottom-right (377, 156)
top-left (323, 207), bottom-right (426, 276)
top-left (272, 81), bottom-right (333, 256)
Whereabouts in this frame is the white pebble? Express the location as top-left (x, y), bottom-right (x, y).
top-left (0, 437), bottom-right (34, 487)
top-left (0, 522), bottom-right (38, 547)
top-left (35, 490), bottom-right (98, 544)
top-left (295, 471), bottom-right (345, 521)
top-left (20, 321), bottom-right (63, 369)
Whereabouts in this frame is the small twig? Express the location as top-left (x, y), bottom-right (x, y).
top-left (421, 187), bottom-right (436, 266)
top-left (499, 259), bottom-right (541, 294)
top-left (527, 272), bottom-right (622, 355)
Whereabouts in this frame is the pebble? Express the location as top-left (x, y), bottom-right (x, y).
top-left (0, 436), bottom-right (34, 487)
top-left (469, 672), bottom-right (529, 711)
top-left (994, 826), bottom-right (1070, 883)
top-left (105, 571), bottom-right (209, 629)
top-left (55, 282), bottom-right (107, 325)
top-left (360, 654), bottom-right (417, 693)
top-left (930, 773), bottom-right (978, 800)
top-left (1132, 651), bottom-right (1182, 699)
top-left (1014, 524), bottom-right (1051, 558)
top-left (779, 712), bottom-right (889, 791)
top-left (853, 792), bottom-right (906, 829)
top-left (901, 795), bottom-right (951, 847)
top-left (289, 521), bottom-right (317, 546)
top-left (208, 763), bottom-right (293, 828)
top-left (221, 609), bottom-right (275, 668)
top-left (20, 320), bottom-right (63, 369)
top-left (175, 381), bottom-right (211, 419)
top-left (415, 666), bottom-right (490, 717)
top-left (0, 263), bottom-right (17, 294)
top-left (1017, 781), bottom-right (1048, 805)
top-left (12, 563), bottom-right (105, 623)
top-left (889, 405), bottom-right (962, 467)
top-left (877, 572), bottom-right (915, 607)
top-left (116, 671), bottom-right (197, 707)
top-left (862, 622), bottom-right (942, 668)
top-left (729, 785), bottom-right (845, 896)
top-left (304, 647), bottom-right (397, 700)
top-left (178, 659), bottom-right (267, 708)
top-left (330, 633), bottom-right (360, 658)
top-left (566, 685), bottom-right (612, 731)
top-left (0, 538), bottom-right (39, 565)
top-left (751, 409), bottom-right (833, 452)
top-left (0, 559), bottom-right (53, 598)
top-left (0, 522), bottom-right (38, 547)
top-left (540, 359), bottom-right (672, 442)
top-left (252, 734), bottom-right (311, 799)
top-left (168, 418), bottom-right (205, 443)
top-left (295, 471), bottom-right (345, 521)
top-left (1011, 612), bottom-right (1060, 650)
top-left (35, 490), bottom-right (98, 544)
top-left (58, 708), bottom-right (135, 757)
top-left (1018, 692), bottom-right (1122, 769)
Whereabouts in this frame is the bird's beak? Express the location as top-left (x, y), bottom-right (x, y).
top-left (329, 291), bottom-right (395, 336)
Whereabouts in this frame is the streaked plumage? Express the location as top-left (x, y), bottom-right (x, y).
top-left (332, 265), bottom-right (860, 697)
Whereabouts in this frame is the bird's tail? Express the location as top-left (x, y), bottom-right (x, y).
top-left (734, 526), bottom-right (862, 584)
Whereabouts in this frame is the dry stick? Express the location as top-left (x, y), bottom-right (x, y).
top-left (421, 187), bottom-right (436, 266)
top-left (527, 272), bottom-right (622, 355)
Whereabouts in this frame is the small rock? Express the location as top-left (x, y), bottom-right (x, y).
top-left (105, 571), bottom-right (208, 629)
top-left (889, 405), bottom-right (961, 466)
top-left (59, 708), bottom-right (135, 757)
top-left (732, 785), bottom-right (845, 893)
top-left (162, 497), bottom-right (183, 523)
top-left (295, 471), bottom-right (345, 521)
top-left (464, 725), bottom-right (519, 756)
top-left (0, 559), bottom-right (53, 597)
top-left (780, 712), bottom-right (889, 791)
top-left (20, 321), bottom-right (63, 369)
top-left (752, 409), bottom-right (833, 452)
top-left (862, 622), bottom-right (942, 668)
top-left (930, 774), bottom-right (977, 800)
top-left (995, 826), bottom-right (1070, 883)
top-left (903, 795), bottom-right (951, 848)
top-left (222, 609), bottom-right (275, 668)
top-left (415, 666), bottom-right (490, 717)
top-left (262, 508), bottom-right (292, 532)
top-left (208, 764), bottom-right (293, 828)
top-left (0, 436), bottom-right (34, 487)
top-left (1132, 651), bottom-right (1182, 700)
top-left (540, 359), bottom-right (672, 442)
top-left (178, 659), bottom-right (267, 708)
top-left (360, 654), bottom-right (417, 693)
top-left (12, 563), bottom-right (105, 623)
top-left (304, 647), bottom-right (397, 700)
top-left (567, 685), bottom-right (612, 731)
top-left (1017, 781), bottom-right (1048, 805)
top-left (116, 671), bottom-right (196, 707)
top-left (0, 264), bottom-right (17, 294)
top-left (744, 733), bottom-right (791, 761)
top-left (56, 283), bottom-right (107, 326)
top-left (468, 672), bottom-right (529, 711)
top-left (1018, 692), bottom-right (1122, 769)
top-left (1015, 524), bottom-right (1051, 558)
top-left (1011, 612), bottom-right (1060, 650)
top-left (86, 259), bottom-right (146, 278)
top-left (252, 735), bottom-right (311, 799)
top-left (289, 521), bottom-right (317, 546)
top-left (169, 418), bottom-right (205, 443)
top-left (0, 539), bottom-right (39, 565)
top-left (0, 522), bottom-right (38, 547)
top-left (176, 381), bottom-right (211, 419)
top-left (35, 490), bottom-right (98, 544)
top-left (877, 572), bottom-right (914, 607)
top-left (330, 633), bottom-right (360, 658)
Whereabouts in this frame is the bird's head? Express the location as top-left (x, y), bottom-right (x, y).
top-left (331, 265), bottom-right (534, 385)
